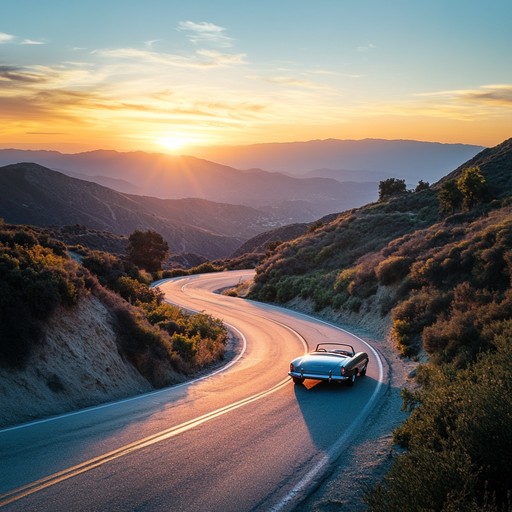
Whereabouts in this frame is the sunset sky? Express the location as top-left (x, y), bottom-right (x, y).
top-left (1, 0), bottom-right (511, 153)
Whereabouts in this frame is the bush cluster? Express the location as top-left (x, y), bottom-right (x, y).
top-left (251, 199), bottom-right (435, 308)
top-left (367, 320), bottom-right (512, 511)
top-left (82, 247), bottom-right (229, 378)
top-left (0, 225), bottom-right (230, 385)
top-left (0, 225), bottom-right (91, 368)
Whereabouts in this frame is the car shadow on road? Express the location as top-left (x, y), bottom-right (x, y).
top-left (291, 375), bottom-right (380, 450)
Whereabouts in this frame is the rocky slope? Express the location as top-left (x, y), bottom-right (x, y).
top-left (0, 294), bottom-right (152, 428)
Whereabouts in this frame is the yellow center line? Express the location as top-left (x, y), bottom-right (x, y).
top-left (0, 377), bottom-right (291, 507)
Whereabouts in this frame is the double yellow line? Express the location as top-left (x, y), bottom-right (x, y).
top-left (0, 376), bottom-right (290, 507)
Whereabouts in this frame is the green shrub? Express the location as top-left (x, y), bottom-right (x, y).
top-left (114, 276), bottom-right (162, 304)
top-left (376, 256), bottom-right (412, 286)
top-left (367, 319), bottom-right (512, 512)
top-left (368, 320), bottom-right (512, 511)
top-left (171, 333), bottom-right (198, 362)
top-left (391, 318), bottom-right (419, 357)
top-left (0, 236), bottom-right (88, 368)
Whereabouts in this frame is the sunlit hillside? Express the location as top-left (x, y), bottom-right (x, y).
top-left (249, 137), bottom-right (512, 510)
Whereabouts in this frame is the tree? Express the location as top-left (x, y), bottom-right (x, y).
top-left (127, 230), bottom-right (169, 272)
top-left (457, 166), bottom-right (487, 210)
top-left (414, 180), bottom-right (430, 192)
top-left (438, 180), bottom-right (463, 215)
top-left (379, 178), bottom-right (407, 201)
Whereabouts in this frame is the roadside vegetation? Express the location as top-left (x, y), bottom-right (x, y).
top-left (249, 138), bottom-right (512, 510)
top-left (0, 223), bottom-right (229, 387)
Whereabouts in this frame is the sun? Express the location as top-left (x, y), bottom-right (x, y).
top-left (156, 136), bottom-right (190, 152)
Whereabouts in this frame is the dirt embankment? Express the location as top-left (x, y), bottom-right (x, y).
top-left (0, 294), bottom-right (152, 429)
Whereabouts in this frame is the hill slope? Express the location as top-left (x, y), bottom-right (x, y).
top-left (0, 163), bottom-right (273, 258)
top-left (250, 137), bottom-right (512, 355)
top-left (0, 294), bottom-right (152, 427)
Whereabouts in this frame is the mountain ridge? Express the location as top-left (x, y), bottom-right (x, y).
top-left (0, 163), bottom-right (278, 259)
top-left (0, 148), bottom-right (379, 222)
top-left (186, 138), bottom-right (485, 181)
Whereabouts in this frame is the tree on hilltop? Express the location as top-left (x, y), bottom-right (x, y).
top-left (438, 166), bottom-right (487, 215)
top-left (128, 230), bottom-right (169, 272)
top-left (379, 178), bottom-right (407, 201)
top-left (457, 166), bottom-right (487, 210)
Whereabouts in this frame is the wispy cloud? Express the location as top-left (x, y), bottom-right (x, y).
top-left (0, 32), bottom-right (15, 43)
top-left (0, 32), bottom-right (45, 45)
top-left (21, 39), bottom-right (44, 45)
top-left (144, 39), bottom-right (160, 49)
top-left (96, 47), bottom-right (246, 69)
top-left (352, 83), bottom-right (512, 123)
top-left (417, 84), bottom-right (512, 107)
top-left (0, 32), bottom-right (44, 45)
top-left (178, 21), bottom-right (234, 48)
top-left (0, 65), bottom-right (49, 84)
top-left (357, 43), bottom-right (376, 52)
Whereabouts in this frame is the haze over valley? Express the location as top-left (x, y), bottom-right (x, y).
top-left (0, 138), bottom-right (483, 251)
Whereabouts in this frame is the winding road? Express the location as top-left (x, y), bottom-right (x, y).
top-left (0, 270), bottom-right (385, 511)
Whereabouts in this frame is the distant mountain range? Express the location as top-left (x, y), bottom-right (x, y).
top-left (0, 140), bottom-right (483, 224)
top-left (0, 163), bottom-right (286, 259)
top-left (187, 138), bottom-right (484, 183)
top-left (0, 148), bottom-right (378, 222)
top-left (0, 139), bottom-right (487, 260)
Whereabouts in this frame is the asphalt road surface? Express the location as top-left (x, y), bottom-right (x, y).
top-left (0, 270), bottom-right (384, 511)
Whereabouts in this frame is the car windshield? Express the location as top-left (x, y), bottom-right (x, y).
top-left (314, 343), bottom-right (354, 356)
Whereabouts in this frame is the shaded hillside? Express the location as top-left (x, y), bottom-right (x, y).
top-left (438, 136), bottom-right (512, 197)
top-left (231, 223), bottom-right (309, 258)
top-left (0, 163), bottom-right (276, 258)
top-left (0, 149), bottom-right (378, 221)
top-left (187, 138), bottom-right (484, 181)
top-left (0, 223), bottom-right (229, 427)
top-left (230, 213), bottom-right (339, 258)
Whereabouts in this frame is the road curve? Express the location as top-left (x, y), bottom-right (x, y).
top-left (0, 270), bottom-right (385, 512)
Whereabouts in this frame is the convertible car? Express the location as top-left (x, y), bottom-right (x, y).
top-left (288, 342), bottom-right (369, 386)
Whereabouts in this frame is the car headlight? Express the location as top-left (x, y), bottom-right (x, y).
top-left (341, 367), bottom-right (346, 375)
top-left (290, 363), bottom-right (295, 372)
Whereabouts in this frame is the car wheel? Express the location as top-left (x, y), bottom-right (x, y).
top-left (292, 377), bottom-right (304, 385)
top-left (360, 361), bottom-right (368, 376)
top-left (347, 373), bottom-right (356, 387)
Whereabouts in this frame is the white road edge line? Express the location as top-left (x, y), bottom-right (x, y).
top-left (0, 372), bottom-right (291, 507)
top-left (161, 274), bottom-right (387, 512)
top-left (0, 322), bottom-right (247, 435)
top-left (269, 310), bottom-right (385, 512)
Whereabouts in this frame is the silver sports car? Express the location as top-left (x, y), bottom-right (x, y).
top-left (289, 342), bottom-right (369, 386)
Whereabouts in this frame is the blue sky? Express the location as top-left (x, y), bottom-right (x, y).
top-left (1, 0), bottom-right (511, 152)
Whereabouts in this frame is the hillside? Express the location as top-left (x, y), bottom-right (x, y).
top-left (248, 137), bottom-right (512, 510)
top-left (0, 163), bottom-right (278, 259)
top-left (0, 294), bottom-right (153, 427)
top-left (230, 213), bottom-right (340, 258)
top-left (250, 138), bottom-right (512, 339)
top-left (0, 223), bottom-right (231, 427)
top-left (249, 139), bottom-right (512, 309)
top-left (0, 149), bottom-right (378, 222)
